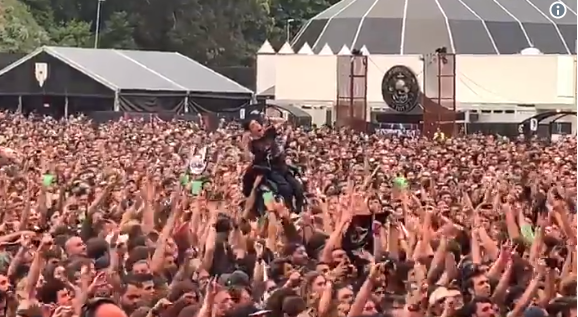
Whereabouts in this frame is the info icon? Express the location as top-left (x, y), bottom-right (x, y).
top-left (549, 1), bottom-right (567, 19)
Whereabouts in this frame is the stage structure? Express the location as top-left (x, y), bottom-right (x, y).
top-left (519, 110), bottom-right (577, 140)
top-left (0, 46), bottom-right (253, 117)
top-left (255, 0), bottom-right (577, 133)
top-left (422, 51), bottom-right (458, 138)
top-left (336, 50), bottom-right (368, 131)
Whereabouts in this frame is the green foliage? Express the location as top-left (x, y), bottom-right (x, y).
top-left (268, 0), bottom-right (340, 47)
top-left (0, 0), bottom-right (340, 65)
top-left (97, 11), bottom-right (137, 49)
top-left (0, 0), bottom-right (50, 52)
top-left (48, 20), bottom-right (92, 47)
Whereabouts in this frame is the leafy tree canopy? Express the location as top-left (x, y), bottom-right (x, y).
top-left (0, 0), bottom-right (340, 66)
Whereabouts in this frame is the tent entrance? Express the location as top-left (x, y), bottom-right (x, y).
top-left (21, 95), bottom-right (66, 118)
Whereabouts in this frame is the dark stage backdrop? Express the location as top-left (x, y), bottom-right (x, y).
top-left (0, 51), bottom-right (113, 98)
top-left (0, 53), bottom-right (26, 70)
top-left (85, 111), bottom-right (204, 124)
top-left (212, 66), bottom-right (255, 92)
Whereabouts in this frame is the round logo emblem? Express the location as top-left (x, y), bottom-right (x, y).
top-left (381, 65), bottom-right (420, 113)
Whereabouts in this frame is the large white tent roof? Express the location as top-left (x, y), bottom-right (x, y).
top-left (292, 0), bottom-right (577, 55)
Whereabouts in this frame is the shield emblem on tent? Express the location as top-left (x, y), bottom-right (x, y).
top-left (35, 63), bottom-right (48, 87)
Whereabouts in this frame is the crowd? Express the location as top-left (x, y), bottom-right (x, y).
top-left (0, 111), bottom-right (574, 317)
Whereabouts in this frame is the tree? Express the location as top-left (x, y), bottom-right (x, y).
top-left (0, 0), bottom-right (50, 52)
top-left (18, 0), bottom-right (55, 30)
top-left (134, 0), bottom-right (274, 66)
top-left (98, 11), bottom-right (137, 49)
top-left (267, 0), bottom-right (337, 47)
top-left (1, 0), bottom-right (337, 64)
top-left (49, 20), bottom-right (92, 47)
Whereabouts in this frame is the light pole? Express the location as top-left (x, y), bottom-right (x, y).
top-left (94, 0), bottom-right (105, 48)
top-left (285, 18), bottom-right (295, 42)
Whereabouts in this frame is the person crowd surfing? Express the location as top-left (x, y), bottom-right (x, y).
top-left (242, 116), bottom-right (305, 213)
top-left (0, 111), bottom-right (574, 317)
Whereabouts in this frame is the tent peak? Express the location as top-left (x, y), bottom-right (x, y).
top-left (297, 43), bottom-right (314, 55)
top-left (318, 43), bottom-right (334, 55)
top-left (337, 44), bottom-right (351, 55)
top-left (257, 40), bottom-right (276, 54)
top-left (278, 42), bottom-right (295, 54)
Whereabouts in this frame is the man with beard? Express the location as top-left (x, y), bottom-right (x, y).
top-left (463, 266), bottom-right (492, 298)
top-left (463, 297), bottom-right (497, 317)
top-left (119, 278), bottom-right (144, 315)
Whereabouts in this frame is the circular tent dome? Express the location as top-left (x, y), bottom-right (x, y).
top-left (292, 0), bottom-right (577, 55)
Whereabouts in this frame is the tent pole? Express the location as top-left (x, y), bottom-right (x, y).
top-left (17, 96), bottom-right (22, 113)
top-left (184, 93), bottom-right (189, 114)
top-left (114, 91), bottom-right (120, 111)
top-left (64, 96), bottom-right (69, 119)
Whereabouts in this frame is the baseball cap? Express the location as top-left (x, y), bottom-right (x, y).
top-left (218, 270), bottom-right (250, 288)
top-left (428, 287), bottom-right (462, 306)
top-left (523, 306), bottom-right (547, 317)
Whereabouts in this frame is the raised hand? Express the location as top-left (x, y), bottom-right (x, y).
top-left (498, 241), bottom-right (514, 264)
top-left (284, 269), bottom-right (302, 287)
top-left (272, 200), bottom-right (290, 219)
top-left (328, 262), bottom-right (348, 282)
top-left (52, 306), bottom-right (74, 317)
top-left (254, 241), bottom-right (264, 259)
top-left (19, 234), bottom-right (32, 249)
top-left (39, 234), bottom-right (53, 251)
top-left (534, 258), bottom-right (547, 277)
top-left (536, 212), bottom-right (551, 228)
top-left (443, 296), bottom-right (456, 315)
top-left (204, 277), bottom-right (219, 303)
top-left (151, 298), bottom-right (172, 314)
top-left (369, 262), bottom-right (385, 283)
top-left (87, 271), bottom-right (108, 294)
top-left (144, 177), bottom-right (155, 202)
